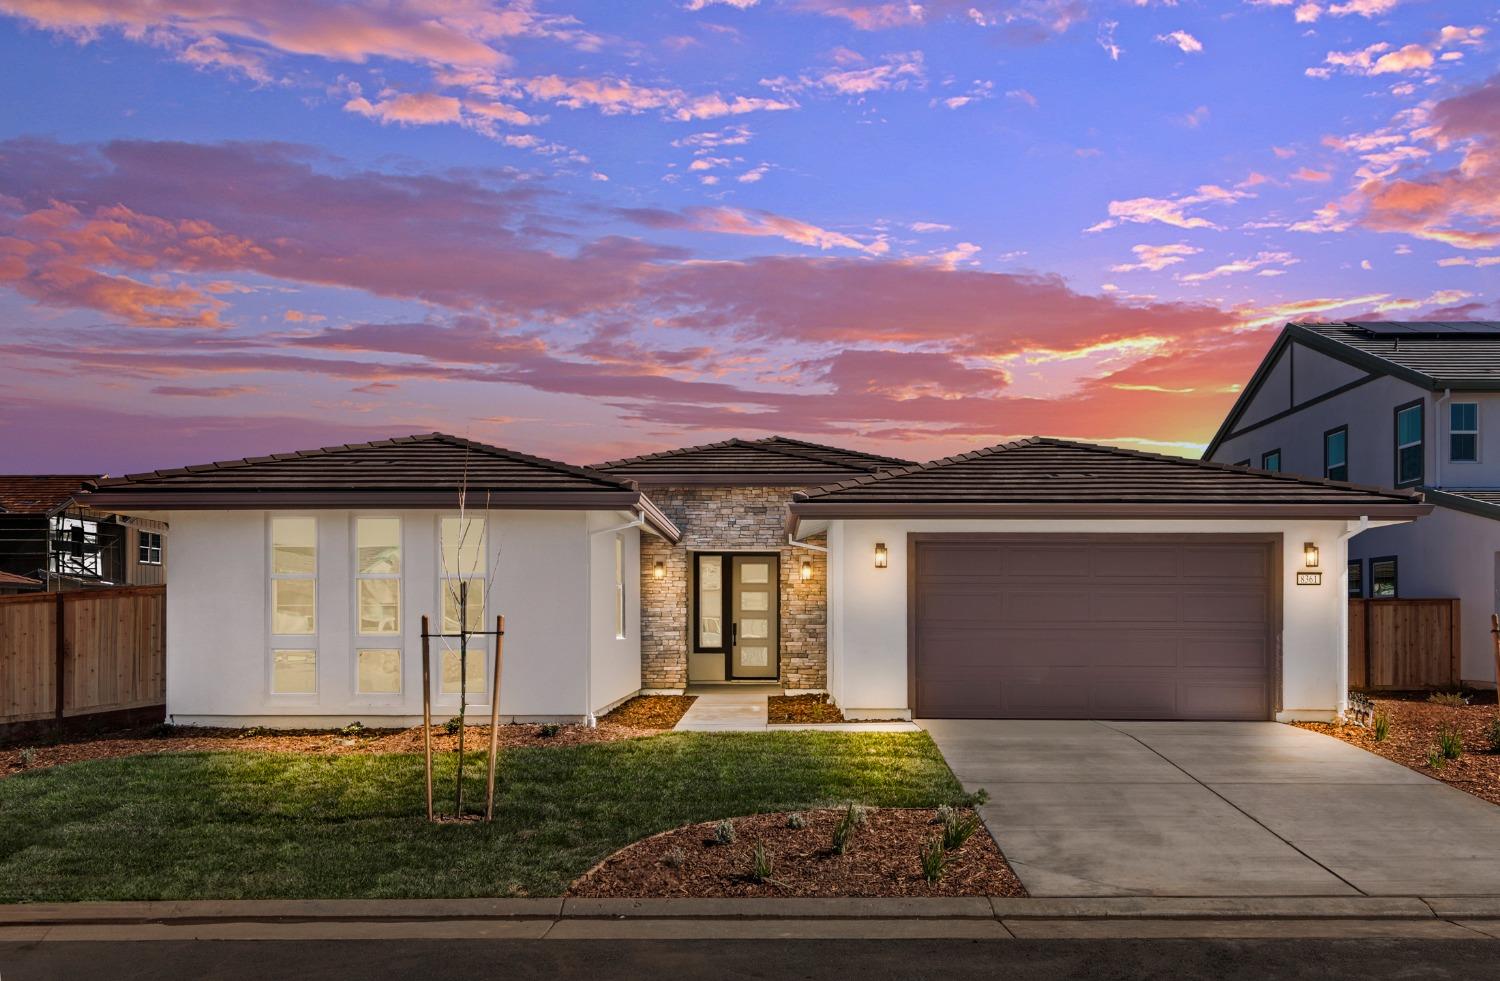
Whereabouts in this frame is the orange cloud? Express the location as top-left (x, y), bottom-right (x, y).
top-left (1087, 185), bottom-right (1250, 232)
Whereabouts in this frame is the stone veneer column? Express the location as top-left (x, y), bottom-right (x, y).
top-left (636, 485), bottom-right (827, 691)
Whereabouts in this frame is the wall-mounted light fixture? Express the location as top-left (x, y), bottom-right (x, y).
top-left (801, 559), bottom-right (813, 582)
top-left (653, 560), bottom-right (665, 579)
top-left (1303, 542), bottom-right (1320, 568)
top-left (874, 542), bottom-right (888, 569)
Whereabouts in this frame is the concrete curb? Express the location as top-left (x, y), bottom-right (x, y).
top-left (5, 895), bottom-right (1500, 926)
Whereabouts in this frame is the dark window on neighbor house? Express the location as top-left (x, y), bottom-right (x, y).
top-left (1371, 556), bottom-right (1398, 598)
top-left (1261, 449), bottom-right (1281, 472)
top-left (1451, 402), bottom-right (1479, 463)
top-left (138, 531), bottom-right (162, 565)
top-left (49, 516), bottom-right (101, 577)
top-left (1395, 400), bottom-right (1424, 486)
top-left (1324, 427), bottom-right (1348, 482)
top-left (1347, 559), bottom-right (1363, 598)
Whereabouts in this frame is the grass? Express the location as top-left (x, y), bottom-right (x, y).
top-left (0, 731), bottom-right (962, 902)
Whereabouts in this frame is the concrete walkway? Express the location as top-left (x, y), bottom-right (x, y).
top-left (674, 687), bottom-right (918, 732)
top-left (923, 719), bottom-right (1500, 898)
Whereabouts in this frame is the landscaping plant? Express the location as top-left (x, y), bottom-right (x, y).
top-left (941, 808), bottom-right (981, 851)
top-left (537, 723), bottom-right (561, 738)
top-left (1438, 724), bottom-right (1464, 761)
top-left (1429, 691), bottom-right (1470, 708)
top-left (1373, 712), bottom-right (1390, 743)
top-left (749, 841), bottom-right (774, 884)
top-left (919, 837), bottom-right (948, 883)
top-left (786, 812), bottom-right (806, 830)
top-left (662, 847), bottom-right (687, 870)
top-left (714, 819), bottom-right (737, 845)
top-left (17, 747), bottom-right (35, 768)
top-left (1486, 717), bottom-right (1500, 754)
top-left (831, 805), bottom-right (860, 855)
top-left (1428, 748), bottom-right (1447, 770)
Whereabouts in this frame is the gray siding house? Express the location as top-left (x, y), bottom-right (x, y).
top-left (1205, 321), bottom-right (1500, 687)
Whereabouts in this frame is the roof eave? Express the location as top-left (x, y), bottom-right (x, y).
top-left (1419, 488), bottom-right (1500, 522)
top-left (78, 489), bottom-right (651, 510)
top-left (600, 472), bottom-right (861, 486)
top-left (787, 501), bottom-right (1432, 531)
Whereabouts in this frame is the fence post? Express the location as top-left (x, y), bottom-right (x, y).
top-left (54, 592), bottom-right (66, 720)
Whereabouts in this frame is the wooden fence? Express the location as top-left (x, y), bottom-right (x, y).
top-left (0, 585), bottom-right (165, 728)
top-left (1348, 598), bottom-right (1460, 690)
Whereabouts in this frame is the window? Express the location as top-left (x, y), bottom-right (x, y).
top-left (695, 553), bottom-right (725, 652)
top-left (1347, 559), bottom-right (1363, 599)
top-left (1261, 449), bottom-right (1281, 472)
top-left (270, 517), bottom-right (316, 694)
top-left (1394, 401), bottom-right (1424, 486)
top-left (1324, 427), bottom-right (1348, 482)
top-left (49, 517), bottom-right (101, 577)
top-left (614, 533), bottom-right (626, 640)
top-left (355, 517), bottom-right (401, 635)
top-left (357, 649), bottom-right (402, 694)
top-left (1451, 402), bottom-right (1479, 463)
top-left (439, 516), bottom-right (487, 695)
top-left (1371, 556), bottom-right (1398, 598)
top-left (137, 530), bottom-right (163, 565)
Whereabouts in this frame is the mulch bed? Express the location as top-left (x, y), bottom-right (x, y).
top-left (1295, 693), bottom-right (1500, 806)
top-left (768, 693), bottom-right (845, 724)
top-left (599, 695), bottom-right (697, 729)
top-left (568, 807), bottom-right (1026, 898)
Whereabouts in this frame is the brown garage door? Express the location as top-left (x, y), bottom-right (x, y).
top-left (913, 535), bottom-right (1277, 720)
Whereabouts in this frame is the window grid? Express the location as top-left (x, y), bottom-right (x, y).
top-left (439, 516), bottom-right (488, 696)
top-left (1450, 402), bottom-right (1478, 463)
top-left (1394, 401), bottom-right (1424, 487)
top-left (1371, 555), bottom-right (1398, 599)
top-left (1324, 426), bottom-right (1348, 482)
top-left (137, 530), bottom-right (163, 565)
top-left (269, 516), bottom-right (317, 695)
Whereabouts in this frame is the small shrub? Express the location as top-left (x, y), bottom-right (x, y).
top-left (1347, 691), bottom-right (1375, 727)
top-left (443, 717), bottom-right (462, 735)
top-left (1438, 724), bottom-right (1464, 761)
top-left (831, 808), bottom-right (858, 855)
top-left (145, 722), bottom-right (176, 739)
top-left (714, 819), bottom-right (736, 845)
top-left (537, 723), bottom-right (562, 738)
top-left (1429, 691), bottom-right (1470, 708)
top-left (786, 812), bottom-right (806, 830)
top-left (662, 847), bottom-right (687, 870)
top-left (1485, 718), bottom-right (1500, 754)
top-left (961, 788), bottom-right (990, 807)
top-left (1373, 712), bottom-right (1391, 743)
top-left (338, 720), bottom-right (366, 737)
top-left (17, 747), bottom-right (36, 767)
top-left (749, 841), bottom-right (774, 884)
top-left (941, 808), bottom-right (981, 851)
top-left (1427, 748), bottom-right (1446, 770)
top-left (919, 838), bottom-right (948, 883)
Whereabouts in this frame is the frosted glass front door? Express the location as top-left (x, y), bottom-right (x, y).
top-left (730, 556), bottom-right (778, 679)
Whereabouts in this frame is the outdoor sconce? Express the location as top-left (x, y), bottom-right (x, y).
top-left (801, 559), bottom-right (813, 582)
top-left (874, 542), bottom-right (888, 569)
top-left (1303, 542), bottom-right (1320, 568)
top-left (653, 560), bottom-right (665, 579)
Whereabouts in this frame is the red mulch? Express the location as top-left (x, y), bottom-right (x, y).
top-left (1295, 693), bottom-right (1500, 806)
top-left (599, 695), bottom-right (697, 729)
top-left (768, 693), bottom-right (844, 725)
top-left (568, 807), bottom-right (1026, 898)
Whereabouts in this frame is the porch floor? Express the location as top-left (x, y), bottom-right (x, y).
top-left (674, 687), bottom-right (919, 733)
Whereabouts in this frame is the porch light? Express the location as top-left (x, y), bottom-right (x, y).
top-left (653, 560), bottom-right (665, 579)
top-left (801, 559), bottom-right (813, 582)
top-left (874, 542), bottom-right (888, 569)
top-left (1303, 542), bottom-right (1320, 568)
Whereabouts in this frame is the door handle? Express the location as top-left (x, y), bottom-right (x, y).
top-left (731, 622), bottom-right (738, 646)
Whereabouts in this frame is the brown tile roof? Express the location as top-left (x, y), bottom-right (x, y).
top-left (0, 475), bottom-right (95, 515)
top-left (0, 571), bottom-right (41, 588)
top-left (789, 437), bottom-right (1429, 524)
top-left (81, 433), bottom-right (681, 540)
top-left (594, 436), bottom-right (912, 483)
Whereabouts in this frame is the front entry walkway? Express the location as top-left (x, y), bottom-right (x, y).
top-left (674, 686), bottom-right (919, 733)
top-left (923, 719), bottom-right (1500, 897)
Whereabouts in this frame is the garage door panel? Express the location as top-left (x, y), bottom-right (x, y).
top-left (913, 536), bottom-right (1275, 721)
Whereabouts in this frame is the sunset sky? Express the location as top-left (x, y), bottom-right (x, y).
top-left (0, 0), bottom-right (1495, 474)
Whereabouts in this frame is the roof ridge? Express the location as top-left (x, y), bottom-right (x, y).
top-left (753, 435), bottom-right (914, 467)
top-left (591, 437), bottom-right (748, 470)
top-left (792, 438), bottom-right (1040, 500)
top-left (425, 433), bottom-right (636, 490)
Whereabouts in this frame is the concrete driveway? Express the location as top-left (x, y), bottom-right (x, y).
top-left (922, 720), bottom-right (1500, 897)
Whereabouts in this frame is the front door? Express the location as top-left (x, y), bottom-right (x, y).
top-left (729, 555), bottom-right (778, 679)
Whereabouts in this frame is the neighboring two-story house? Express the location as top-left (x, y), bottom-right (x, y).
top-left (1205, 321), bottom-right (1500, 688)
top-left (0, 475), bottom-right (168, 592)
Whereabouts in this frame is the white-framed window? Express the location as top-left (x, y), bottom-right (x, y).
top-left (270, 516), bottom-right (317, 694)
top-left (356, 648), bottom-right (402, 695)
top-left (1451, 402), bottom-right (1479, 463)
top-left (137, 530), bottom-right (163, 565)
top-left (614, 533), bottom-right (626, 640)
top-left (355, 517), bottom-right (401, 636)
top-left (439, 515), bottom-right (487, 695)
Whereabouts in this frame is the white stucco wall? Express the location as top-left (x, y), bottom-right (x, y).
top-left (825, 518), bottom-right (1385, 722)
top-left (1350, 504), bottom-right (1500, 687)
top-left (588, 512), bottom-right (643, 718)
top-left (164, 508), bottom-right (642, 726)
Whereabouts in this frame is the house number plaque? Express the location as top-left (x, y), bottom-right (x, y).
top-left (1296, 572), bottom-right (1322, 586)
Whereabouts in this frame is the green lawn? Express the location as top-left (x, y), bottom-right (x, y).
top-left (0, 731), bottom-right (966, 902)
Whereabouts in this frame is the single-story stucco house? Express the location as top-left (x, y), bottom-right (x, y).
top-left (82, 432), bottom-right (1430, 727)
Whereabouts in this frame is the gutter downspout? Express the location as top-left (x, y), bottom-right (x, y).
top-left (584, 517), bottom-right (643, 728)
top-left (1336, 515), bottom-right (1371, 721)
